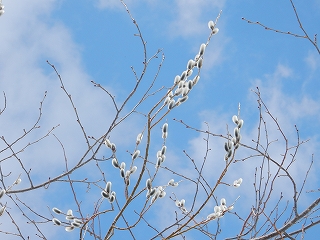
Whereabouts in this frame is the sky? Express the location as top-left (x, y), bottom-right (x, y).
top-left (0, 0), bottom-right (319, 239)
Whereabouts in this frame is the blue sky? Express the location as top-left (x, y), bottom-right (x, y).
top-left (0, 0), bottom-right (319, 239)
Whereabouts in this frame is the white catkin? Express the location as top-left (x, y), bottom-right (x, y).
top-left (181, 71), bottom-right (187, 81)
top-left (52, 218), bottom-right (61, 225)
top-left (0, 206), bottom-right (6, 216)
top-left (65, 226), bottom-right (75, 232)
top-left (104, 139), bottom-right (112, 148)
top-left (136, 133), bottom-right (143, 144)
top-left (156, 157), bottom-right (162, 168)
top-left (111, 143), bottom-right (116, 152)
top-left (228, 205), bottom-right (234, 210)
top-left (52, 207), bottom-right (62, 214)
top-left (234, 127), bottom-right (239, 138)
top-left (174, 87), bottom-right (182, 96)
top-left (120, 162), bottom-right (126, 170)
top-left (132, 150), bottom-right (140, 160)
top-left (168, 99), bottom-right (175, 109)
top-left (232, 115), bottom-right (238, 124)
top-left (212, 28), bottom-right (219, 34)
top-left (161, 155), bottom-right (166, 163)
top-left (181, 87), bottom-right (189, 96)
top-left (14, 178), bottom-right (21, 185)
top-left (161, 145), bottom-right (167, 155)
top-left (120, 168), bottom-right (125, 178)
top-left (101, 191), bottom-right (109, 198)
top-left (71, 221), bottom-right (81, 228)
top-left (109, 195), bottom-right (115, 203)
top-left (66, 215), bottom-right (75, 220)
top-left (146, 179), bottom-right (152, 190)
top-left (187, 59), bottom-right (195, 69)
top-left (192, 76), bottom-right (200, 86)
top-left (168, 179), bottom-right (174, 185)
top-left (112, 158), bottom-right (119, 168)
top-left (224, 142), bottom-right (230, 152)
top-left (174, 75), bottom-right (181, 84)
top-left (106, 181), bottom-right (112, 193)
top-left (208, 20), bottom-right (215, 30)
top-left (194, 54), bottom-right (200, 62)
top-left (67, 209), bottom-right (73, 216)
top-left (197, 58), bottom-right (203, 68)
top-left (73, 218), bottom-right (82, 224)
top-left (162, 123), bottom-right (168, 133)
top-left (0, 189), bottom-right (5, 199)
top-left (162, 132), bottom-right (168, 139)
top-left (130, 166), bottom-right (137, 174)
top-left (237, 119), bottom-right (244, 128)
top-left (187, 69), bottom-right (193, 77)
top-left (179, 96), bottom-right (188, 103)
top-left (164, 96), bottom-right (171, 105)
top-left (199, 43), bottom-right (206, 56)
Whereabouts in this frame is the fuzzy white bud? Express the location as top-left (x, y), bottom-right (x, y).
top-left (132, 150), bottom-right (140, 160)
top-left (52, 218), bottom-right (61, 226)
top-left (136, 133), bottom-right (143, 145)
top-left (199, 43), bottom-right (206, 56)
top-left (65, 226), bottom-right (75, 232)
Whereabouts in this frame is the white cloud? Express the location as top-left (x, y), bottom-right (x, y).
top-left (168, 0), bottom-right (225, 38)
top-left (304, 51), bottom-right (320, 71)
top-left (0, 1), bottom-right (140, 238)
top-left (95, 0), bottom-right (132, 10)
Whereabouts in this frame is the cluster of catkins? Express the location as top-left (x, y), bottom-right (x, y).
top-left (155, 122), bottom-right (168, 168)
top-left (224, 115), bottom-right (244, 161)
top-left (105, 138), bottom-right (139, 186)
top-left (52, 208), bottom-right (82, 232)
top-left (0, 177), bottom-right (21, 217)
top-left (163, 21), bottom-right (219, 111)
top-left (146, 178), bottom-right (180, 204)
top-left (206, 198), bottom-right (233, 220)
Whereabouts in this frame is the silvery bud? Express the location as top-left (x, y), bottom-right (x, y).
top-left (52, 218), bottom-right (61, 226)
top-left (71, 221), bottom-right (81, 228)
top-left (168, 99), bottom-right (175, 109)
top-left (212, 28), bottom-right (219, 35)
top-left (112, 158), bottom-right (119, 168)
top-left (192, 76), bottom-right (200, 86)
top-left (132, 150), bottom-right (140, 160)
top-left (120, 168), bottom-right (125, 178)
top-left (104, 139), bottom-right (112, 148)
top-left (146, 178), bottom-right (152, 190)
top-left (162, 123), bottom-right (168, 133)
top-left (197, 58), bottom-right (203, 69)
top-left (208, 20), bottom-right (215, 30)
top-left (111, 143), bottom-right (116, 152)
top-left (136, 133), bottom-right (143, 145)
top-left (52, 207), bottom-right (62, 214)
top-left (65, 226), bottom-right (75, 232)
top-left (237, 119), bottom-right (244, 128)
top-left (130, 166), bottom-right (137, 174)
top-left (120, 162), bottom-right (126, 170)
top-left (0, 189), bottom-right (5, 199)
top-left (180, 71), bottom-right (187, 81)
top-left (106, 181), bottom-right (112, 193)
top-left (199, 43), bottom-right (206, 56)
top-left (232, 115), bottom-right (238, 124)
top-left (164, 96), bottom-right (171, 105)
top-left (161, 145), bottom-right (167, 155)
top-left (174, 75), bottom-right (181, 84)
